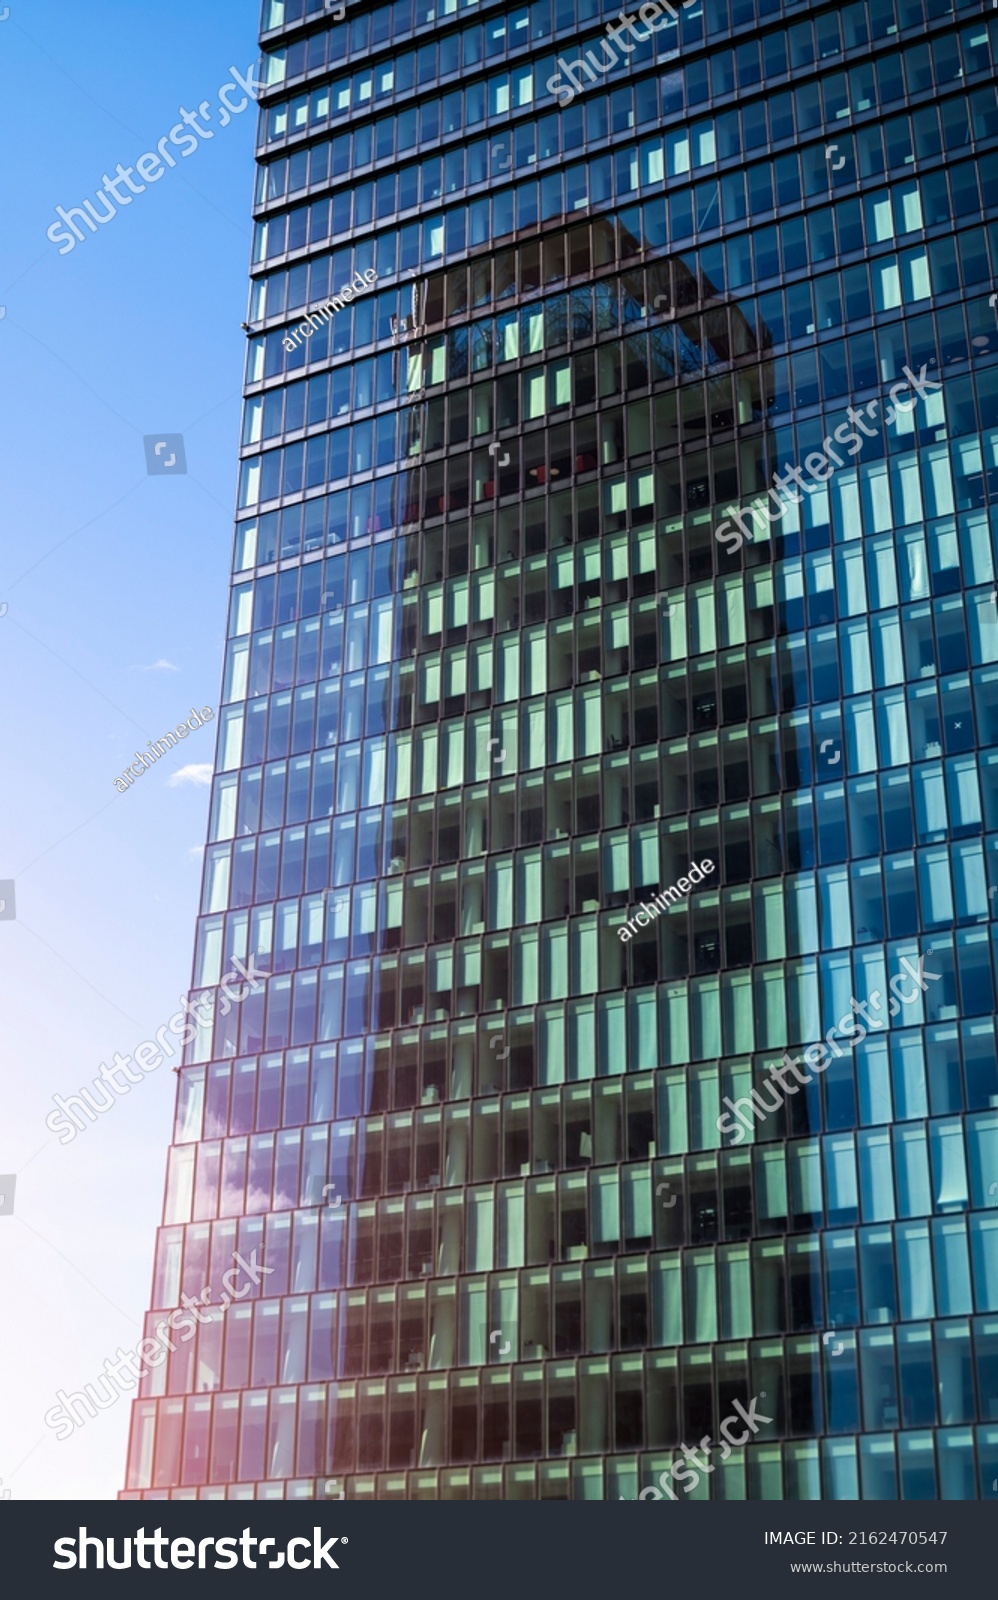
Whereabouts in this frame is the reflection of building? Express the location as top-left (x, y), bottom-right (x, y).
top-left (124, 0), bottom-right (998, 1502)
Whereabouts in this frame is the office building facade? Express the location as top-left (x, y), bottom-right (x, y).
top-left (124, 0), bottom-right (998, 1500)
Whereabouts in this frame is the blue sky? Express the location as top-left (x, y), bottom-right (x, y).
top-left (0, 0), bottom-right (259, 1499)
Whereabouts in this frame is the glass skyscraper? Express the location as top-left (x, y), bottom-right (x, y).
top-left (123, 0), bottom-right (998, 1501)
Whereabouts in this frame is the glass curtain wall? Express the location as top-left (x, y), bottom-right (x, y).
top-left (123, 0), bottom-right (998, 1502)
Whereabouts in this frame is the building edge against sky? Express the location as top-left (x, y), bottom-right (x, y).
top-left (121, 0), bottom-right (998, 1500)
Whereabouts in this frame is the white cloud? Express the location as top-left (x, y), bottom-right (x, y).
top-left (132, 659), bottom-right (180, 672)
top-left (168, 764), bottom-right (213, 788)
